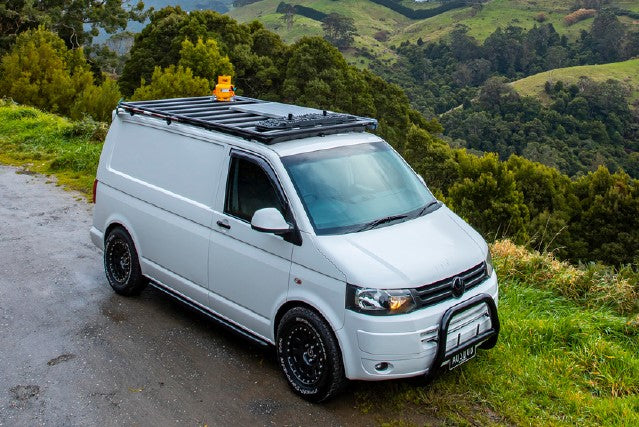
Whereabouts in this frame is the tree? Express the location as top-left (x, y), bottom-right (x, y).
top-left (118, 7), bottom-right (256, 96)
top-left (0, 0), bottom-right (148, 51)
top-left (178, 37), bottom-right (234, 84)
top-left (71, 77), bottom-right (122, 121)
top-left (0, 27), bottom-right (122, 120)
top-left (131, 65), bottom-right (210, 100)
top-left (279, 3), bottom-right (296, 30)
top-left (0, 27), bottom-right (93, 115)
top-left (589, 9), bottom-right (625, 62)
top-left (321, 13), bottom-right (357, 50)
top-left (448, 153), bottom-right (530, 242)
top-left (477, 77), bottom-right (520, 114)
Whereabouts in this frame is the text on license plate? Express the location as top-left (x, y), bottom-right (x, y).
top-left (448, 346), bottom-right (476, 370)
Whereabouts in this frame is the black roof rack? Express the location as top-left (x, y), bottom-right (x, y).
top-left (117, 96), bottom-right (378, 144)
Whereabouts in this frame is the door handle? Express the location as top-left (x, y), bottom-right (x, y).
top-left (216, 220), bottom-right (231, 230)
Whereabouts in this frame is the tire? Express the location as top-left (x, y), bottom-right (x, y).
top-left (104, 227), bottom-right (147, 296)
top-left (276, 306), bottom-right (346, 402)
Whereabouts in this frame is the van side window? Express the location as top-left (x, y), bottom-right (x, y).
top-left (225, 156), bottom-right (285, 222)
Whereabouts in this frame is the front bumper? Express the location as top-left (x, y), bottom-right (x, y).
top-left (337, 272), bottom-right (499, 380)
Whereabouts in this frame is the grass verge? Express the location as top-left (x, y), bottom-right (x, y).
top-left (0, 100), bottom-right (105, 198)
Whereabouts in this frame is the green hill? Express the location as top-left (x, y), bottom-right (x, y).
top-left (512, 58), bottom-right (639, 104)
top-left (228, 0), bottom-right (636, 63)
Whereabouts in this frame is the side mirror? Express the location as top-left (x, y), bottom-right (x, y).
top-left (251, 208), bottom-right (292, 235)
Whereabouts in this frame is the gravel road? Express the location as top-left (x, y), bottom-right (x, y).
top-left (0, 165), bottom-right (425, 426)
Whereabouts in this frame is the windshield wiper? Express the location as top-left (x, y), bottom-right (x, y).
top-left (357, 214), bottom-right (408, 232)
top-left (417, 200), bottom-right (441, 217)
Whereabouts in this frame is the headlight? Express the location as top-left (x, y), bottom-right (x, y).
top-left (486, 250), bottom-right (494, 277)
top-left (346, 284), bottom-right (416, 315)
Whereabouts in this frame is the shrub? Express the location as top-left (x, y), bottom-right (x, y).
top-left (564, 8), bottom-right (596, 26)
top-left (131, 65), bottom-right (211, 101)
top-left (534, 12), bottom-right (547, 22)
top-left (491, 239), bottom-right (639, 314)
top-left (178, 37), bottom-right (234, 84)
top-left (70, 77), bottom-right (121, 122)
top-left (0, 27), bottom-right (91, 116)
top-left (0, 27), bottom-right (122, 122)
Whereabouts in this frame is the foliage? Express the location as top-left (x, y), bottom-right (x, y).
top-left (70, 77), bottom-right (122, 122)
top-left (275, 2), bottom-right (327, 22)
top-left (178, 37), bottom-right (234, 84)
top-left (0, 0), bottom-right (148, 51)
top-left (0, 28), bottom-right (122, 122)
top-left (368, 0), bottom-right (467, 20)
top-left (373, 19), bottom-right (639, 115)
top-left (492, 240), bottom-right (639, 314)
top-left (0, 101), bottom-right (103, 195)
top-left (440, 77), bottom-right (638, 178)
top-left (321, 13), bottom-right (357, 50)
top-left (371, 20), bottom-right (639, 183)
top-left (0, 27), bottom-right (120, 121)
top-left (402, 116), bottom-right (639, 265)
top-left (588, 9), bottom-right (626, 63)
top-left (564, 8), bottom-right (596, 26)
top-left (131, 65), bottom-right (211, 101)
top-left (118, 8), bottom-right (283, 97)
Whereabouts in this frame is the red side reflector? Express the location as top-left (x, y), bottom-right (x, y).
top-left (92, 179), bottom-right (98, 203)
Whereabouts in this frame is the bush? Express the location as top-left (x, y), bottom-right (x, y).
top-left (534, 12), bottom-right (547, 22)
top-left (0, 27), bottom-right (91, 116)
top-left (564, 8), bottom-right (596, 26)
top-left (0, 27), bottom-right (122, 122)
top-left (492, 239), bottom-right (639, 314)
top-left (131, 65), bottom-right (211, 100)
top-left (70, 77), bottom-right (121, 122)
top-left (178, 37), bottom-right (234, 84)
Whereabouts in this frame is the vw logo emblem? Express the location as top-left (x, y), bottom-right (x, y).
top-left (451, 276), bottom-right (465, 298)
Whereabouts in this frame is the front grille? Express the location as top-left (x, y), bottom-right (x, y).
top-left (414, 262), bottom-right (488, 308)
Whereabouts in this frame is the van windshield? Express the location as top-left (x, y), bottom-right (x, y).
top-left (282, 141), bottom-right (438, 235)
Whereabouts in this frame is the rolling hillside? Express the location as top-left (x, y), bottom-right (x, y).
top-left (511, 58), bottom-right (639, 104)
top-left (228, 0), bottom-right (638, 63)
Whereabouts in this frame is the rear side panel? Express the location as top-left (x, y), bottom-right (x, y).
top-left (93, 115), bottom-right (225, 302)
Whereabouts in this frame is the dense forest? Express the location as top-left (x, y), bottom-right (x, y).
top-left (370, 14), bottom-right (639, 178)
top-left (1, 5), bottom-right (638, 266)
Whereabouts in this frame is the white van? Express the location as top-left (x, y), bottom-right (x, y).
top-left (91, 96), bottom-right (499, 402)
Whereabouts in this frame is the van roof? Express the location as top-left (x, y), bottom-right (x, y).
top-left (118, 96), bottom-right (378, 144)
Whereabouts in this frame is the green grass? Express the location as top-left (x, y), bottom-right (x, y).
top-left (0, 101), bottom-right (104, 198)
top-left (357, 241), bottom-right (639, 425)
top-left (512, 58), bottom-right (639, 104)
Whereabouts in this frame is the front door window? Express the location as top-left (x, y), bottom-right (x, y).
top-left (224, 155), bottom-right (285, 222)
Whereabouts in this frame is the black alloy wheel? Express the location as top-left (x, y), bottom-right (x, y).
top-left (104, 227), bottom-right (147, 296)
top-left (276, 307), bottom-right (346, 402)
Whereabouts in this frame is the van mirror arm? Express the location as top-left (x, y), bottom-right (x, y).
top-left (282, 226), bottom-right (303, 246)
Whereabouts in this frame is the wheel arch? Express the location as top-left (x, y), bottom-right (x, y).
top-left (273, 300), bottom-right (344, 357)
top-left (103, 217), bottom-right (143, 264)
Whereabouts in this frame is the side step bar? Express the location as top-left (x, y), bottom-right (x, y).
top-left (148, 281), bottom-right (271, 348)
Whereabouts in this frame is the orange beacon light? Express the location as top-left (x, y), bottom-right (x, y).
top-left (213, 75), bottom-right (235, 102)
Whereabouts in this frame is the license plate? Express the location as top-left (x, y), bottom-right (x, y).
top-left (448, 346), bottom-right (476, 370)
